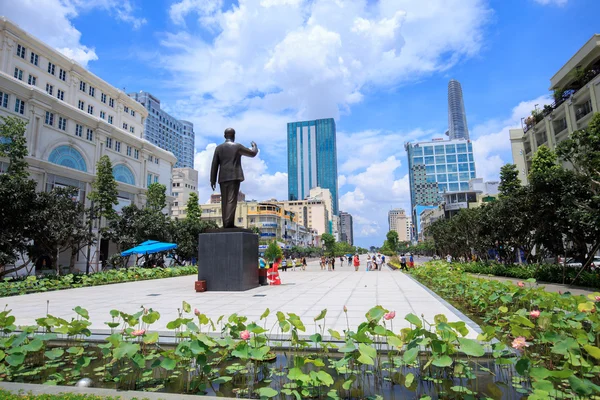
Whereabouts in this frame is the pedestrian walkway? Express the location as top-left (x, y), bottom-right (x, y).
top-left (2, 255), bottom-right (480, 339)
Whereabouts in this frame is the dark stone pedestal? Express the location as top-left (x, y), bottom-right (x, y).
top-left (198, 230), bottom-right (259, 291)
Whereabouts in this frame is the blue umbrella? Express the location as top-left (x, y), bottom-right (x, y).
top-left (121, 241), bottom-right (177, 257)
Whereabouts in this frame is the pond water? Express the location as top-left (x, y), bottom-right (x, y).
top-left (9, 345), bottom-right (528, 399)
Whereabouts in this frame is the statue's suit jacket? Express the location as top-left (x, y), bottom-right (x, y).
top-left (210, 141), bottom-right (258, 184)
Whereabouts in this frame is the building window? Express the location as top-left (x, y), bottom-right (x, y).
top-left (126, 146), bottom-right (132, 156)
top-left (0, 92), bottom-right (8, 108)
top-left (106, 137), bottom-right (112, 149)
top-left (13, 68), bottom-right (23, 81)
top-left (149, 155), bottom-right (153, 162)
top-left (58, 116), bottom-right (67, 131)
top-left (89, 86), bottom-right (95, 97)
top-left (59, 69), bottom-right (67, 81)
top-left (147, 173), bottom-right (152, 187)
top-left (57, 89), bottom-right (65, 101)
top-left (122, 122), bottom-right (128, 130)
top-left (115, 141), bottom-right (121, 152)
top-left (86, 128), bottom-right (93, 141)
top-left (75, 124), bottom-right (83, 137)
top-left (154, 176), bottom-right (158, 183)
top-left (131, 110), bottom-right (135, 117)
top-left (45, 83), bottom-right (54, 95)
top-left (16, 44), bottom-right (26, 58)
top-left (130, 126), bottom-right (134, 134)
top-left (27, 75), bottom-right (36, 86)
top-left (77, 100), bottom-right (84, 111)
top-left (155, 158), bottom-right (159, 165)
top-left (30, 52), bottom-right (39, 66)
top-left (87, 105), bottom-right (93, 115)
top-left (14, 98), bottom-right (25, 115)
top-left (108, 115), bottom-right (113, 124)
top-left (109, 98), bottom-right (114, 107)
top-left (100, 111), bottom-right (105, 119)
top-left (47, 62), bottom-right (55, 75)
top-left (101, 93), bottom-right (106, 103)
top-left (124, 106), bottom-right (129, 113)
top-left (79, 81), bottom-right (86, 92)
top-left (44, 111), bottom-right (54, 126)
top-left (134, 149), bottom-right (139, 159)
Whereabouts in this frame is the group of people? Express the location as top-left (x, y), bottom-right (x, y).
top-left (398, 253), bottom-right (415, 270)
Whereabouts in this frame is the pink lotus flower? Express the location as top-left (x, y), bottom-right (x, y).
top-left (529, 310), bottom-right (540, 319)
top-left (343, 305), bottom-right (348, 313)
top-left (132, 329), bottom-right (146, 337)
top-left (517, 282), bottom-right (525, 288)
top-left (194, 308), bottom-right (200, 316)
top-left (240, 330), bottom-right (250, 340)
top-left (512, 336), bottom-right (529, 350)
top-left (595, 296), bottom-right (600, 302)
top-left (384, 311), bottom-right (396, 320)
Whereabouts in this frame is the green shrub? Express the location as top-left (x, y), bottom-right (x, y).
top-left (0, 266), bottom-right (197, 297)
top-left (0, 389), bottom-right (142, 399)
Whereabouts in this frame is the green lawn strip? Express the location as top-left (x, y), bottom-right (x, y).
top-left (0, 266), bottom-right (197, 297)
top-left (0, 389), bottom-right (149, 400)
top-left (458, 261), bottom-right (600, 289)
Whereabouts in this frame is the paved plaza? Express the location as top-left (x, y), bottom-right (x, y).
top-left (3, 256), bottom-right (480, 339)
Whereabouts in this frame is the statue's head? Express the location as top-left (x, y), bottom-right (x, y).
top-left (224, 128), bottom-right (235, 141)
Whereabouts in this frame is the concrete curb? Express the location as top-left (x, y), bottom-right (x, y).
top-left (0, 381), bottom-right (234, 399)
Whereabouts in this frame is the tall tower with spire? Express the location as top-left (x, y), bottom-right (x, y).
top-left (447, 79), bottom-right (469, 140)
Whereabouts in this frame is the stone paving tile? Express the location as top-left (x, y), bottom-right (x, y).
top-left (2, 255), bottom-right (480, 339)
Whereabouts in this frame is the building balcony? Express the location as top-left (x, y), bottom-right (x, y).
top-left (575, 98), bottom-right (593, 121)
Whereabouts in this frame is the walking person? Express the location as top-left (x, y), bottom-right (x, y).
top-left (348, 256), bottom-right (352, 267)
top-left (281, 258), bottom-right (287, 272)
top-left (381, 254), bottom-right (386, 269)
top-left (353, 254), bottom-right (360, 271)
top-left (400, 254), bottom-right (407, 271)
top-left (292, 257), bottom-right (297, 271)
top-left (331, 256), bottom-right (335, 271)
top-left (409, 254), bottom-right (414, 269)
top-left (302, 257), bottom-right (307, 271)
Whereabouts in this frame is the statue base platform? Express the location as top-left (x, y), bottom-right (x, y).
top-left (197, 230), bottom-right (259, 291)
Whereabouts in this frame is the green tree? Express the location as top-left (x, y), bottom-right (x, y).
top-left (88, 155), bottom-right (118, 228)
top-left (384, 230), bottom-right (399, 252)
top-left (33, 187), bottom-right (94, 274)
top-left (498, 163), bottom-right (521, 198)
top-left (321, 233), bottom-right (336, 256)
top-left (186, 192), bottom-right (201, 223)
top-left (170, 218), bottom-right (216, 265)
top-left (264, 240), bottom-right (283, 263)
top-left (0, 117), bottom-right (38, 275)
top-left (146, 182), bottom-right (167, 212)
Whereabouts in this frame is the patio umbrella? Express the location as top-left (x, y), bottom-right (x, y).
top-left (121, 241), bottom-right (177, 257)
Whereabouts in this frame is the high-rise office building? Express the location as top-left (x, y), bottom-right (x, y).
top-left (128, 91), bottom-right (195, 168)
top-left (405, 139), bottom-right (476, 237)
top-left (339, 211), bottom-right (354, 245)
top-left (447, 79), bottom-right (470, 140)
top-left (287, 118), bottom-right (339, 215)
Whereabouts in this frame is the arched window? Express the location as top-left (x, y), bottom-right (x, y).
top-left (48, 145), bottom-right (87, 172)
top-left (113, 164), bottom-right (135, 185)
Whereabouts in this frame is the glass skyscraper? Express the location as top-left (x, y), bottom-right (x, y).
top-left (287, 118), bottom-right (339, 215)
top-left (447, 79), bottom-right (470, 140)
top-left (128, 91), bottom-right (195, 168)
top-left (405, 139), bottom-right (476, 235)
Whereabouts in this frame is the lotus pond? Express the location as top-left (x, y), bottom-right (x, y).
top-left (0, 297), bottom-right (539, 400)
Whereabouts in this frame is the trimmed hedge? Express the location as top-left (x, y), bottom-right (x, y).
top-left (0, 266), bottom-right (197, 297)
top-left (460, 261), bottom-right (600, 289)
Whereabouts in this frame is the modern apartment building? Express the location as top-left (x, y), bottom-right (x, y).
top-left (171, 168), bottom-right (198, 219)
top-left (405, 138), bottom-right (476, 238)
top-left (510, 34), bottom-right (600, 185)
top-left (128, 91), bottom-right (195, 168)
top-left (447, 79), bottom-right (470, 140)
top-left (281, 197), bottom-right (330, 237)
top-left (388, 208), bottom-right (411, 242)
top-left (0, 17), bottom-right (176, 271)
top-left (287, 118), bottom-right (339, 215)
top-left (339, 211), bottom-right (354, 245)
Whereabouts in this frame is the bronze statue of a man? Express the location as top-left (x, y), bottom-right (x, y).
top-left (210, 128), bottom-right (258, 228)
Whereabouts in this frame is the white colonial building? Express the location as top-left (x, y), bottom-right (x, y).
top-left (0, 17), bottom-right (177, 273)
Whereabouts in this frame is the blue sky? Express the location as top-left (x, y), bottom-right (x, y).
top-left (2, 0), bottom-right (598, 247)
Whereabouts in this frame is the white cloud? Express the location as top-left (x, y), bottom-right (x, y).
top-left (0, 0), bottom-right (146, 66)
top-left (471, 95), bottom-right (552, 181)
top-left (532, 0), bottom-right (568, 6)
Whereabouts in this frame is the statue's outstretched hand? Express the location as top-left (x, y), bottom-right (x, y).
top-left (251, 141), bottom-right (257, 148)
